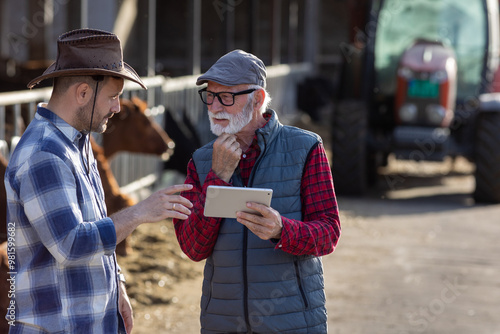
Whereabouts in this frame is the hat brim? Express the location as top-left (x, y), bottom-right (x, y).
top-left (195, 76), bottom-right (255, 87)
top-left (196, 72), bottom-right (266, 88)
top-left (196, 76), bottom-right (227, 86)
top-left (27, 62), bottom-right (147, 90)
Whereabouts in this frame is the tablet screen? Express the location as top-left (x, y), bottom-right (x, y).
top-left (204, 186), bottom-right (273, 218)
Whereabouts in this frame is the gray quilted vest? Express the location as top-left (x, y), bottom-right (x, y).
top-left (193, 110), bottom-right (328, 334)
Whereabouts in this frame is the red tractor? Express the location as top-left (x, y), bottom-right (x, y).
top-left (332, 0), bottom-right (500, 202)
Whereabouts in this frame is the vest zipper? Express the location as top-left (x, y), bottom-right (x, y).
top-left (247, 132), bottom-right (267, 186)
top-left (243, 131), bottom-right (266, 333)
top-left (242, 227), bottom-right (251, 333)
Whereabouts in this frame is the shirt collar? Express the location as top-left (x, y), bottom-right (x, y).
top-left (242, 111), bottom-right (270, 153)
top-left (250, 111), bottom-right (271, 141)
top-left (36, 104), bottom-right (86, 148)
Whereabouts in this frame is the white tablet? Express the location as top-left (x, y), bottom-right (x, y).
top-left (204, 186), bottom-right (273, 218)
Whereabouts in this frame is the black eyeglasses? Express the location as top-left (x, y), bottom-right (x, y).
top-left (198, 88), bottom-right (257, 106)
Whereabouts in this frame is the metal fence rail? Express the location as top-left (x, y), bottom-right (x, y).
top-left (0, 62), bottom-right (312, 196)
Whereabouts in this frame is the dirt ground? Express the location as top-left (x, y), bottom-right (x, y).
top-left (119, 114), bottom-right (500, 334)
top-left (117, 219), bottom-right (204, 333)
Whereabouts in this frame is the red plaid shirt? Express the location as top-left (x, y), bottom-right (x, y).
top-left (173, 120), bottom-right (341, 261)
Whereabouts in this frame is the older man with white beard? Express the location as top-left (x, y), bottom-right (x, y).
top-left (206, 82), bottom-right (264, 136)
top-left (173, 49), bottom-right (341, 334)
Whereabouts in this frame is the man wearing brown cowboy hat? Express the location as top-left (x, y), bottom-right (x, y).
top-left (5, 29), bottom-right (193, 333)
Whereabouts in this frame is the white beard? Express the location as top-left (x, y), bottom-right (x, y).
top-left (209, 99), bottom-right (253, 136)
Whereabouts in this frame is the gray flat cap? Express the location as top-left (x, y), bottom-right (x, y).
top-left (196, 49), bottom-right (266, 88)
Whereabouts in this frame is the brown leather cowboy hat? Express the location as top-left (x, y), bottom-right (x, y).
top-left (27, 28), bottom-right (146, 90)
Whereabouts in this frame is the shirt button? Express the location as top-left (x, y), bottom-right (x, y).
top-left (242, 154), bottom-right (247, 158)
top-left (278, 244), bottom-right (282, 248)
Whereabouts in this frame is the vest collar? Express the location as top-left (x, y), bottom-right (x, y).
top-left (255, 109), bottom-right (282, 149)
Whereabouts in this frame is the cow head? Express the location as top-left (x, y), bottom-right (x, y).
top-left (102, 97), bottom-right (175, 160)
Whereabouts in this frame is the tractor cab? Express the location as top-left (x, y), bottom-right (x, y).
top-left (332, 0), bottom-right (500, 202)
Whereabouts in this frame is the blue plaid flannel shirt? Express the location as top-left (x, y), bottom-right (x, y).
top-left (4, 106), bottom-right (125, 333)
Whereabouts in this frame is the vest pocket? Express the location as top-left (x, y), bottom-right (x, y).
top-left (294, 260), bottom-right (309, 309)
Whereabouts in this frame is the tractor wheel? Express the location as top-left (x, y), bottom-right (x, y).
top-left (331, 100), bottom-right (369, 195)
top-left (474, 112), bottom-right (500, 203)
